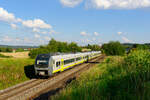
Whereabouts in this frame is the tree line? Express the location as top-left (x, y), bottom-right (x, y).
top-left (0, 47), bottom-right (13, 52)
top-left (29, 39), bottom-right (101, 59)
top-left (102, 41), bottom-right (150, 56)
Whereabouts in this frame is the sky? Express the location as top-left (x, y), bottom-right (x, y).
top-left (0, 0), bottom-right (150, 46)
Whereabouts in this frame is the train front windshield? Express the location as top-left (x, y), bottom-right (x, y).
top-left (35, 54), bottom-right (50, 68)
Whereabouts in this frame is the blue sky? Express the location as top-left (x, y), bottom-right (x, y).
top-left (0, 0), bottom-right (150, 46)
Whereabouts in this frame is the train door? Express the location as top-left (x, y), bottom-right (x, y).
top-left (55, 60), bottom-right (61, 72)
top-left (61, 59), bottom-right (64, 72)
top-left (86, 55), bottom-right (89, 62)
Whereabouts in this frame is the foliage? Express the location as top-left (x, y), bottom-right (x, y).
top-left (16, 48), bottom-right (25, 52)
top-left (84, 44), bottom-right (101, 51)
top-left (102, 41), bottom-right (125, 56)
top-left (53, 50), bottom-right (150, 100)
top-left (0, 58), bottom-right (34, 90)
top-left (29, 38), bottom-right (82, 59)
top-left (0, 47), bottom-right (12, 52)
top-left (133, 44), bottom-right (150, 50)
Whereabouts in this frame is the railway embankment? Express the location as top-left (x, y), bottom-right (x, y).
top-left (53, 50), bottom-right (150, 100)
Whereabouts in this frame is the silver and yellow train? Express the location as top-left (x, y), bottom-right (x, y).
top-left (34, 51), bottom-right (101, 76)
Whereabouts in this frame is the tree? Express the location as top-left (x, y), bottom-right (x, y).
top-left (86, 44), bottom-right (101, 51)
top-left (29, 39), bottom-right (82, 58)
top-left (102, 41), bottom-right (125, 56)
top-left (68, 42), bottom-right (81, 53)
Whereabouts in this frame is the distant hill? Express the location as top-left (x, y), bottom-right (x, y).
top-left (0, 45), bottom-right (39, 49)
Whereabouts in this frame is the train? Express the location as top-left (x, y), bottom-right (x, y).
top-left (34, 51), bottom-right (101, 76)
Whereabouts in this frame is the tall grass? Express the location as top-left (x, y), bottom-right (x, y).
top-left (53, 50), bottom-right (150, 100)
top-left (0, 58), bottom-right (34, 90)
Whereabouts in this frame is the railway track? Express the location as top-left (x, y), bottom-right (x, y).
top-left (0, 55), bottom-right (105, 100)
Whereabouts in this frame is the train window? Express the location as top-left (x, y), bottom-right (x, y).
top-left (76, 57), bottom-right (81, 61)
top-left (64, 58), bottom-right (75, 65)
top-left (56, 61), bottom-right (60, 67)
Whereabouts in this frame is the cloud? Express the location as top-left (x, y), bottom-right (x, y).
top-left (92, 37), bottom-right (96, 41)
top-left (22, 19), bottom-right (52, 29)
top-left (80, 31), bottom-right (87, 36)
top-left (121, 36), bottom-right (131, 43)
top-left (10, 23), bottom-right (17, 29)
top-left (44, 36), bottom-right (51, 41)
top-left (60, 0), bottom-right (83, 7)
top-left (87, 0), bottom-right (150, 9)
top-left (0, 7), bottom-right (53, 35)
top-left (34, 34), bottom-right (41, 38)
top-left (94, 32), bottom-right (99, 36)
top-left (49, 30), bottom-right (59, 34)
top-left (117, 32), bottom-right (122, 35)
top-left (32, 28), bottom-right (40, 33)
top-left (41, 31), bottom-right (47, 34)
top-left (2, 36), bottom-right (13, 42)
top-left (0, 7), bottom-right (17, 22)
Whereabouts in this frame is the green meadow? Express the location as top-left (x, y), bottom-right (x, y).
top-left (0, 58), bottom-right (35, 90)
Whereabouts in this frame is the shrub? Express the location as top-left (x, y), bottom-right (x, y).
top-left (99, 50), bottom-right (150, 99)
top-left (0, 47), bottom-right (13, 52)
top-left (102, 41), bottom-right (125, 56)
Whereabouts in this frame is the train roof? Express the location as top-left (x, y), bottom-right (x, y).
top-left (36, 51), bottom-right (101, 60)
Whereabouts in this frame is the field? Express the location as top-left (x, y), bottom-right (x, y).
top-left (0, 58), bottom-right (34, 90)
top-left (0, 51), bottom-right (29, 58)
top-left (53, 50), bottom-right (150, 100)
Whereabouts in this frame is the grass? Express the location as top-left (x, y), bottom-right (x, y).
top-left (0, 54), bottom-right (12, 58)
top-left (52, 50), bottom-right (150, 100)
top-left (0, 58), bottom-right (35, 90)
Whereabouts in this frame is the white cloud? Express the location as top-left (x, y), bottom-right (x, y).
top-left (60, 0), bottom-right (83, 7)
top-left (87, 0), bottom-right (150, 9)
top-left (117, 32), bottom-right (122, 35)
top-left (32, 28), bottom-right (40, 33)
top-left (41, 31), bottom-right (47, 34)
top-left (34, 34), bottom-right (40, 38)
top-left (92, 37), bottom-right (96, 41)
top-left (0, 8), bottom-right (17, 22)
top-left (0, 7), bottom-right (53, 35)
top-left (2, 36), bottom-right (13, 42)
top-left (24, 37), bottom-right (31, 43)
top-left (15, 37), bottom-right (21, 42)
top-left (94, 32), bottom-right (99, 36)
top-left (10, 23), bottom-right (17, 29)
top-left (49, 30), bottom-right (58, 34)
top-left (80, 31), bottom-right (87, 36)
top-left (44, 37), bottom-right (51, 41)
top-left (121, 36), bottom-right (131, 43)
top-left (22, 19), bottom-right (52, 29)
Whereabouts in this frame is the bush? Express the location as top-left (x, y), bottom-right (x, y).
top-left (98, 50), bottom-right (150, 99)
top-left (29, 48), bottom-right (50, 59)
top-left (0, 47), bottom-right (13, 52)
top-left (102, 41), bottom-right (125, 56)
top-left (16, 48), bottom-right (24, 52)
top-left (85, 44), bottom-right (101, 51)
